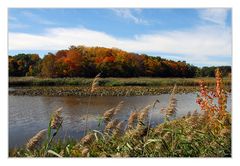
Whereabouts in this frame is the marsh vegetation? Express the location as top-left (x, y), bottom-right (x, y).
top-left (9, 69), bottom-right (231, 157)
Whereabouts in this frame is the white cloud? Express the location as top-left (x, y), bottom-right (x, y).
top-left (112, 9), bottom-right (148, 25)
top-left (198, 9), bottom-right (229, 25)
top-left (9, 25), bottom-right (231, 66)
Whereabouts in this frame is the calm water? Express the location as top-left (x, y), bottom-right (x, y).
top-left (9, 93), bottom-right (232, 148)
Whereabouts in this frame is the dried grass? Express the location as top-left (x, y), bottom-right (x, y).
top-left (26, 129), bottom-right (47, 151)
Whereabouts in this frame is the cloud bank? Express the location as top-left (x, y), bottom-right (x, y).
top-left (9, 25), bottom-right (231, 60)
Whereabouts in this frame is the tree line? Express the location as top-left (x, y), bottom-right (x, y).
top-left (9, 45), bottom-right (231, 78)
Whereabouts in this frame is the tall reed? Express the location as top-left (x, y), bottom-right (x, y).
top-left (44, 107), bottom-right (63, 156)
top-left (161, 84), bottom-right (177, 121)
top-left (84, 73), bottom-right (101, 135)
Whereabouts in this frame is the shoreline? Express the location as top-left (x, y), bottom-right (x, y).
top-left (9, 85), bottom-right (231, 97)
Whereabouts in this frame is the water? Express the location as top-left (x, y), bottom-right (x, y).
top-left (9, 93), bottom-right (232, 148)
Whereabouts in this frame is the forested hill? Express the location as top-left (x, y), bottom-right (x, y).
top-left (9, 45), bottom-right (231, 78)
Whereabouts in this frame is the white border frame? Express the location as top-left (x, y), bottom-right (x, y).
top-left (1, 0), bottom-right (240, 165)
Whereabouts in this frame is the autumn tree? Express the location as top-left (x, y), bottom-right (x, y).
top-left (40, 53), bottom-right (57, 77)
top-left (9, 45), bottom-right (231, 78)
top-left (8, 54), bottom-right (41, 76)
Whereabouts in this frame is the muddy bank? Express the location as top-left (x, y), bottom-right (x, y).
top-left (8, 86), bottom-right (231, 97)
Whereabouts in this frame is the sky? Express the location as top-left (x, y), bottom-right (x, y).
top-left (8, 8), bottom-right (232, 67)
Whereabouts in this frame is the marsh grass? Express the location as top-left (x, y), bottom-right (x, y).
top-left (9, 76), bottom-right (231, 87)
top-left (9, 69), bottom-right (231, 157)
top-left (84, 73), bottom-right (101, 135)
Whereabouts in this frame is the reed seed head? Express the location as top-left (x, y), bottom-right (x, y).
top-left (26, 129), bottom-right (47, 151)
top-left (132, 126), bottom-right (148, 139)
top-left (113, 120), bottom-right (125, 137)
top-left (103, 101), bottom-right (124, 122)
top-left (104, 119), bottom-right (119, 134)
top-left (81, 133), bottom-right (95, 146)
top-left (127, 111), bottom-right (138, 129)
top-left (50, 107), bottom-right (63, 129)
top-left (114, 101), bottom-right (124, 114)
top-left (160, 85), bottom-right (177, 119)
top-left (91, 73), bottom-right (101, 93)
top-left (103, 107), bottom-right (115, 122)
top-left (137, 104), bottom-right (151, 125)
top-left (166, 98), bottom-right (177, 117)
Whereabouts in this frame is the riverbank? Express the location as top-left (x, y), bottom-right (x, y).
top-left (9, 77), bottom-right (231, 97)
top-left (8, 85), bottom-right (231, 97)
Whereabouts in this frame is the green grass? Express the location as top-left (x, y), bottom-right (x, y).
top-left (9, 76), bottom-right (231, 87)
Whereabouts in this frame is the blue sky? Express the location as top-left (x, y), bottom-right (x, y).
top-left (8, 8), bottom-right (232, 67)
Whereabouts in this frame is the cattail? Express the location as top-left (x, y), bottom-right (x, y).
top-left (104, 119), bottom-right (119, 134)
top-left (26, 129), bottom-right (47, 151)
top-left (81, 133), bottom-right (95, 146)
top-left (50, 107), bottom-right (63, 129)
top-left (127, 111), bottom-right (138, 129)
top-left (81, 147), bottom-right (90, 157)
top-left (90, 73), bottom-right (101, 93)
